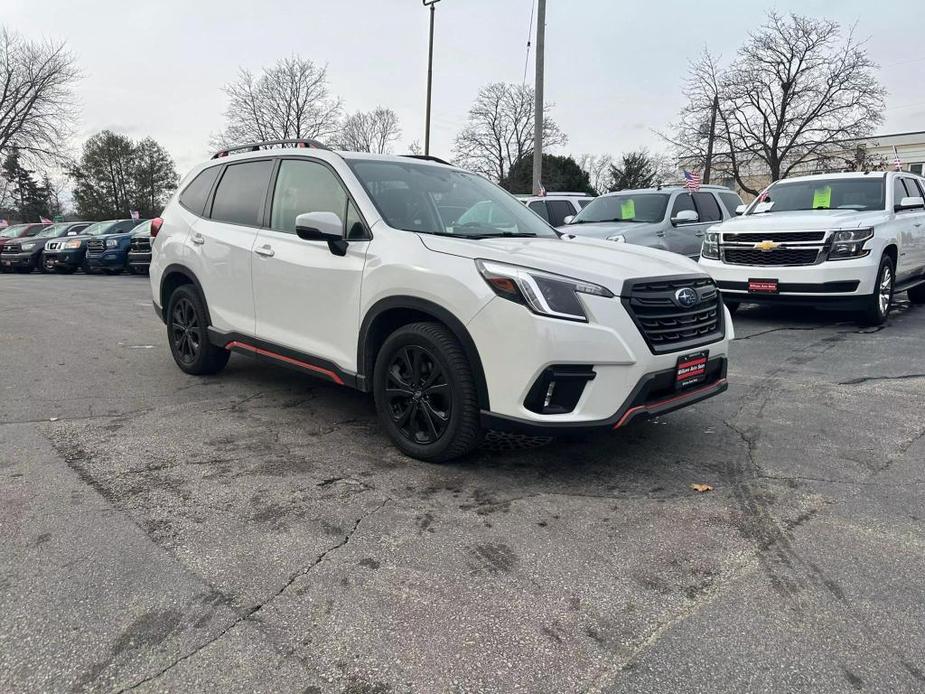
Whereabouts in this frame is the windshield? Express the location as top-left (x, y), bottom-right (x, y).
top-left (36, 223), bottom-right (68, 238)
top-left (347, 159), bottom-right (558, 238)
top-left (0, 225), bottom-right (27, 238)
top-left (130, 220), bottom-right (152, 236)
top-left (82, 221), bottom-right (119, 236)
top-left (750, 178), bottom-right (885, 213)
top-left (571, 193), bottom-right (669, 224)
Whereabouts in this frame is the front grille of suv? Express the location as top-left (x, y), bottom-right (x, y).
top-left (623, 276), bottom-right (724, 354)
top-left (723, 248), bottom-right (820, 266)
top-left (87, 239), bottom-right (105, 254)
top-left (1, 244), bottom-right (20, 254)
top-left (722, 231), bottom-right (825, 243)
top-left (130, 237), bottom-right (151, 254)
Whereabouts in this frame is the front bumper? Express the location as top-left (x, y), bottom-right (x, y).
top-left (0, 252), bottom-right (38, 268)
top-left (43, 248), bottom-right (86, 268)
top-left (466, 293), bottom-right (732, 427)
top-left (86, 250), bottom-right (128, 268)
top-left (699, 256), bottom-right (877, 307)
top-left (127, 251), bottom-right (152, 268)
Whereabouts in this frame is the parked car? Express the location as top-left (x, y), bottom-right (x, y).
top-left (558, 185), bottom-right (744, 260)
top-left (43, 219), bottom-right (137, 274)
top-left (0, 222), bottom-right (91, 274)
top-left (151, 141), bottom-right (732, 462)
top-left (85, 218), bottom-right (152, 274)
top-left (126, 220), bottom-right (154, 274)
top-left (699, 171), bottom-right (925, 325)
top-left (0, 223), bottom-right (51, 272)
top-left (520, 193), bottom-right (595, 227)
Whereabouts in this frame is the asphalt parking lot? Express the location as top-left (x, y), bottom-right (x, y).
top-left (1, 273), bottom-right (924, 693)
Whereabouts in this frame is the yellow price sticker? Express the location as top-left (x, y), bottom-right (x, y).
top-left (620, 199), bottom-right (636, 220)
top-left (812, 185), bottom-right (832, 209)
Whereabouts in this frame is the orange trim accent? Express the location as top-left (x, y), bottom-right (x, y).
top-left (225, 341), bottom-right (344, 385)
top-left (612, 378), bottom-right (727, 429)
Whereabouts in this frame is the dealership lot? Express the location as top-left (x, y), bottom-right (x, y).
top-left (1, 274), bottom-right (924, 693)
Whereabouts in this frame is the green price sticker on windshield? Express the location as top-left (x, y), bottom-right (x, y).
top-left (620, 199), bottom-right (636, 220)
top-left (812, 185), bottom-right (832, 209)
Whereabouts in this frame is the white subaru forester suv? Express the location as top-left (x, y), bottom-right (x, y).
top-left (149, 140), bottom-right (733, 461)
top-left (699, 171), bottom-right (925, 325)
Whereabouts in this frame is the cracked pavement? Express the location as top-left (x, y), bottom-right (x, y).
top-left (1, 274), bottom-right (924, 693)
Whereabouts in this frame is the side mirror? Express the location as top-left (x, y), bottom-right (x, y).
top-left (562, 215), bottom-right (574, 225)
top-left (671, 209), bottom-right (699, 225)
top-left (295, 211), bottom-right (347, 256)
top-left (735, 204), bottom-right (747, 216)
top-left (896, 196), bottom-right (925, 212)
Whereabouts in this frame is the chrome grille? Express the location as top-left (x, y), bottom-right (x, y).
top-left (723, 248), bottom-right (820, 266)
top-left (1, 244), bottom-right (19, 254)
top-left (623, 276), bottom-right (724, 354)
top-left (87, 239), bottom-right (105, 254)
top-left (130, 237), bottom-right (151, 253)
top-left (722, 231), bottom-right (825, 243)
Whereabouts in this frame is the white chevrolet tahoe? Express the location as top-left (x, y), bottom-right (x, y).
top-left (150, 140), bottom-right (733, 461)
top-left (699, 171), bottom-right (925, 325)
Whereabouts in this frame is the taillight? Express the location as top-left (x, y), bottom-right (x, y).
top-left (150, 217), bottom-right (163, 238)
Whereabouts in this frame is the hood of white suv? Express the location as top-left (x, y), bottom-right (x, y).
top-left (418, 234), bottom-right (703, 295)
top-left (714, 209), bottom-right (887, 232)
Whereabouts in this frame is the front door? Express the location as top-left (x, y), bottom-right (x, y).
top-left (667, 193), bottom-right (709, 258)
top-left (252, 158), bottom-right (370, 372)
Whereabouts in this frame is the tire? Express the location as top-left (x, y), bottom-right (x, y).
top-left (859, 255), bottom-right (895, 326)
top-left (908, 282), bottom-right (925, 304)
top-left (373, 322), bottom-right (482, 462)
top-left (725, 301), bottom-right (740, 316)
top-left (165, 284), bottom-right (230, 375)
top-left (38, 258), bottom-right (48, 274)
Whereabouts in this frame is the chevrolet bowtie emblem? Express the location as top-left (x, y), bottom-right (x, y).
top-left (754, 240), bottom-right (780, 251)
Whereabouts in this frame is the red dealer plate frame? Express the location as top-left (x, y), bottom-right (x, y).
top-left (748, 278), bottom-right (779, 294)
top-left (676, 351), bottom-right (708, 390)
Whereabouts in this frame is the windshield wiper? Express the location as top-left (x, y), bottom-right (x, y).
top-left (466, 232), bottom-right (538, 238)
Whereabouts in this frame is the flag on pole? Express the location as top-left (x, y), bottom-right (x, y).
top-left (130, 210), bottom-right (140, 221)
top-left (40, 217), bottom-right (52, 224)
top-left (537, 182), bottom-right (546, 197)
top-left (892, 146), bottom-right (903, 172)
top-left (683, 170), bottom-right (702, 193)
top-left (0, 219), bottom-right (8, 228)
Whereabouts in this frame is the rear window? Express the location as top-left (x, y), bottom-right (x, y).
top-left (179, 166), bottom-right (222, 216)
top-left (210, 160), bottom-right (274, 227)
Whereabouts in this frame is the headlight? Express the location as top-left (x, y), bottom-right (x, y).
top-left (476, 259), bottom-right (613, 322)
top-left (701, 231), bottom-right (720, 260)
top-left (106, 238), bottom-right (120, 248)
top-left (63, 239), bottom-right (82, 249)
top-left (828, 228), bottom-right (873, 260)
top-left (607, 234), bottom-right (626, 243)
top-left (21, 242), bottom-right (35, 251)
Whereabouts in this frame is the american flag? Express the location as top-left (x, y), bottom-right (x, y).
top-left (892, 146), bottom-right (903, 172)
top-left (537, 182), bottom-right (546, 197)
top-left (130, 210), bottom-right (140, 221)
top-left (0, 219), bottom-right (7, 228)
top-left (40, 217), bottom-right (52, 224)
top-left (683, 170), bottom-right (702, 193)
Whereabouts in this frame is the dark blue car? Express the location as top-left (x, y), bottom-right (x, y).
top-left (84, 219), bottom-right (152, 274)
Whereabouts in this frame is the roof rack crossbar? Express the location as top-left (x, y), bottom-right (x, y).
top-left (211, 138), bottom-right (331, 159)
top-left (401, 154), bottom-right (451, 165)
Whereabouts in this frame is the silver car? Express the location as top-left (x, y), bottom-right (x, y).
top-left (558, 185), bottom-right (743, 259)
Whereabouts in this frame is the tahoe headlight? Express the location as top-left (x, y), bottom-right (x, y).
top-left (701, 231), bottom-right (720, 260)
top-left (106, 238), bottom-right (120, 248)
top-left (63, 239), bottom-right (82, 249)
top-left (476, 259), bottom-right (613, 322)
top-left (607, 234), bottom-right (626, 243)
top-left (21, 242), bottom-right (36, 250)
top-left (828, 228), bottom-right (873, 260)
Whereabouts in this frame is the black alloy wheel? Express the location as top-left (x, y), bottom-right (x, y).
top-left (384, 345), bottom-right (451, 446)
top-left (171, 296), bottom-right (201, 366)
top-left (166, 285), bottom-right (230, 375)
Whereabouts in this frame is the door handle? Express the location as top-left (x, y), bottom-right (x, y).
top-left (254, 244), bottom-right (275, 257)
top-left (191, 232), bottom-right (205, 245)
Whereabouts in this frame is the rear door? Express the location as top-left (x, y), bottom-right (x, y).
top-left (252, 157), bottom-right (370, 371)
top-left (900, 176), bottom-right (925, 276)
top-left (193, 159), bottom-right (273, 335)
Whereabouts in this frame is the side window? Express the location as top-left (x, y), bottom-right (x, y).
top-left (179, 166), bottom-right (221, 216)
top-left (210, 160), bottom-right (274, 227)
top-left (345, 200), bottom-right (368, 241)
top-left (893, 177), bottom-right (910, 209)
top-left (578, 199), bottom-right (593, 208)
top-left (902, 178), bottom-right (922, 198)
top-left (718, 192), bottom-right (743, 216)
top-left (546, 200), bottom-right (574, 226)
top-left (528, 200), bottom-right (549, 222)
top-left (692, 192), bottom-right (723, 223)
top-left (270, 159), bottom-right (348, 234)
top-left (671, 193), bottom-right (696, 219)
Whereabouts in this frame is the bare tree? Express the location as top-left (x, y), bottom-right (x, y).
top-left (215, 56), bottom-right (342, 147)
top-left (407, 140), bottom-right (423, 156)
top-left (0, 28), bottom-right (80, 164)
top-left (337, 107), bottom-right (401, 153)
top-left (452, 82), bottom-right (566, 181)
top-left (577, 154), bottom-right (613, 194)
top-left (665, 13), bottom-right (885, 195)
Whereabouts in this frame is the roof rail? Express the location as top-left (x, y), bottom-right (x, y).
top-left (211, 138), bottom-right (331, 159)
top-left (401, 154), bottom-right (452, 165)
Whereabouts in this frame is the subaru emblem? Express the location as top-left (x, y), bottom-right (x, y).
top-left (674, 287), bottom-right (698, 308)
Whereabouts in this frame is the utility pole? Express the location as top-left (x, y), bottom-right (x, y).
top-left (423, 0), bottom-right (442, 156)
top-left (532, 0), bottom-right (546, 195)
top-left (703, 94), bottom-right (719, 185)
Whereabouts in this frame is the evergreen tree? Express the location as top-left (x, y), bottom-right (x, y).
top-left (500, 153), bottom-right (594, 195)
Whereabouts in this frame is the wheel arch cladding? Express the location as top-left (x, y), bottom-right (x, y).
top-left (160, 264), bottom-right (211, 326)
top-left (358, 297), bottom-right (490, 410)
top-left (882, 244), bottom-right (898, 266)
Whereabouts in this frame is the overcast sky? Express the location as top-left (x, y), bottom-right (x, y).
top-left (9, 0), bottom-right (925, 176)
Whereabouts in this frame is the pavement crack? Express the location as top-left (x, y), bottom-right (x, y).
top-left (116, 497), bottom-right (391, 692)
top-left (838, 373), bottom-right (925, 386)
top-left (734, 325), bottom-right (832, 341)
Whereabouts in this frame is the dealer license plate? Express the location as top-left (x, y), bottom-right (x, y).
top-left (676, 351), bottom-right (708, 390)
top-left (748, 278), bottom-right (779, 294)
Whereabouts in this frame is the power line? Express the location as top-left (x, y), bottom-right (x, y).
top-left (522, 0), bottom-right (535, 85)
